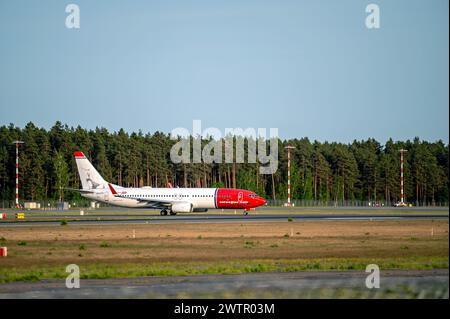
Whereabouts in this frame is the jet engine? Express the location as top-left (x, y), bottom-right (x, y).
top-left (171, 202), bottom-right (193, 213)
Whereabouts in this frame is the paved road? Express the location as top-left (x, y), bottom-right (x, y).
top-left (2, 206), bottom-right (448, 214)
top-left (1, 206), bottom-right (447, 226)
top-left (0, 213), bottom-right (448, 227)
top-left (0, 269), bottom-right (447, 298)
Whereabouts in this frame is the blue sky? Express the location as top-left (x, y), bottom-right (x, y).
top-left (0, 0), bottom-right (448, 143)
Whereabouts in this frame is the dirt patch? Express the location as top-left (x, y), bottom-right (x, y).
top-left (0, 220), bottom-right (448, 267)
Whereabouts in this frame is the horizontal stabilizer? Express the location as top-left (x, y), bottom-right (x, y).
top-left (63, 187), bottom-right (97, 194)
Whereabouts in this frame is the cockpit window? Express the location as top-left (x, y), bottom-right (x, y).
top-left (249, 194), bottom-right (257, 198)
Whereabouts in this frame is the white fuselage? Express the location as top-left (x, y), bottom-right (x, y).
top-left (82, 186), bottom-right (217, 209)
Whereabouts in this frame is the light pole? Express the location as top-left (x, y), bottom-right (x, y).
top-left (285, 145), bottom-right (295, 207)
top-left (12, 141), bottom-right (24, 209)
top-left (399, 149), bottom-right (408, 206)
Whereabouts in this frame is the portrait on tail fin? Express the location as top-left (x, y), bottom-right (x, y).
top-left (85, 170), bottom-right (101, 189)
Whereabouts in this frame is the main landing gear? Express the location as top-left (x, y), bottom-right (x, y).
top-left (160, 209), bottom-right (177, 216)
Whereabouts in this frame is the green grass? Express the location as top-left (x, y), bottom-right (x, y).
top-left (0, 256), bottom-right (447, 284)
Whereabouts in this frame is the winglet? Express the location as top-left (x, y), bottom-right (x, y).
top-left (108, 183), bottom-right (117, 195)
top-left (167, 182), bottom-right (173, 188)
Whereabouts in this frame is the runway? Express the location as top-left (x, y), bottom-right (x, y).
top-left (0, 269), bottom-right (447, 299)
top-left (3, 206), bottom-right (449, 214)
top-left (0, 213), bottom-right (447, 227)
top-left (0, 206), bottom-right (447, 227)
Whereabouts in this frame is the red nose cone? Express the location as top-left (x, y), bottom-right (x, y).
top-left (256, 197), bottom-right (267, 207)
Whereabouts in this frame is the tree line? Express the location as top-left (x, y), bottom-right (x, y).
top-left (0, 122), bottom-right (448, 206)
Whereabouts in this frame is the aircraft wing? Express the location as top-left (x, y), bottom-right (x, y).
top-left (114, 194), bottom-right (175, 209)
top-left (63, 187), bottom-right (98, 194)
top-left (133, 197), bottom-right (173, 209)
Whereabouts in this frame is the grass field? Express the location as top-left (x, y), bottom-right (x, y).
top-left (0, 220), bottom-right (448, 283)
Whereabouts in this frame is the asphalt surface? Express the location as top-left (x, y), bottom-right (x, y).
top-left (3, 206), bottom-right (449, 214)
top-left (0, 213), bottom-right (448, 227)
top-left (0, 206), bottom-right (447, 226)
top-left (0, 269), bottom-right (447, 299)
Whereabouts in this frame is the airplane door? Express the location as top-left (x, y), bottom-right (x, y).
top-left (103, 191), bottom-right (109, 202)
top-left (238, 192), bottom-right (243, 203)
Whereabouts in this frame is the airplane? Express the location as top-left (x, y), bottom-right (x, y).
top-left (71, 151), bottom-right (267, 215)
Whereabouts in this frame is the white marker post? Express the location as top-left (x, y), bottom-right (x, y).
top-left (12, 141), bottom-right (24, 209)
top-left (399, 149), bottom-right (408, 205)
top-left (285, 146), bottom-right (295, 207)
